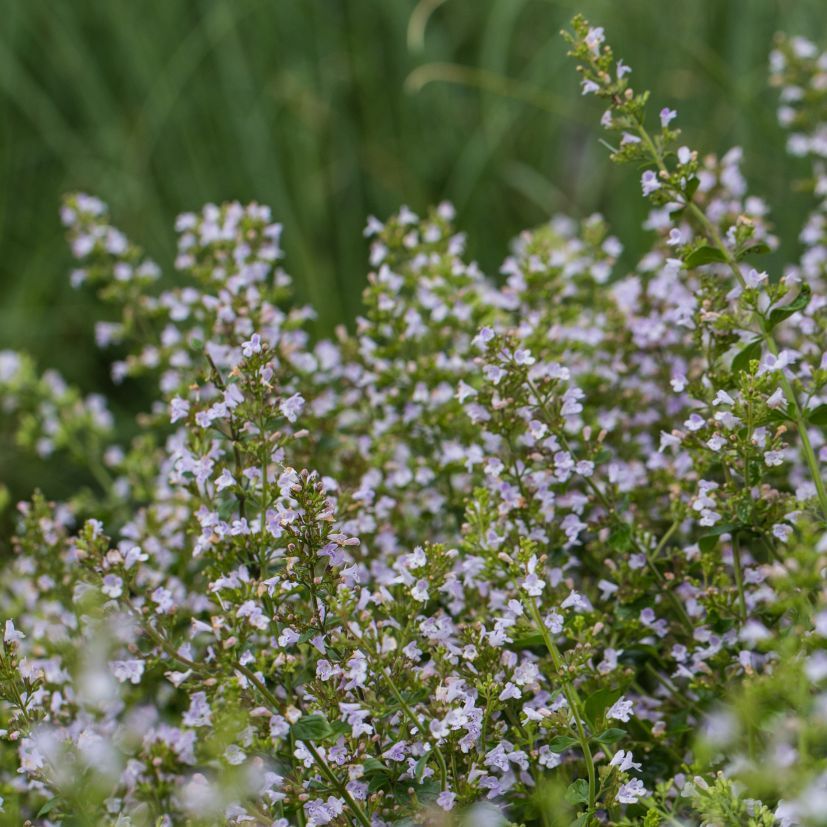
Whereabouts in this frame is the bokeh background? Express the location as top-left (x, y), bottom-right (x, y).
top-left (1, 0), bottom-right (825, 507)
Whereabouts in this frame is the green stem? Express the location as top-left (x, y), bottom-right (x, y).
top-left (234, 663), bottom-right (372, 827)
top-left (382, 666), bottom-right (449, 790)
top-left (134, 609), bottom-right (210, 676)
top-left (525, 598), bottom-right (597, 813)
top-left (648, 518), bottom-right (679, 564)
top-left (641, 798), bottom-right (687, 827)
top-left (636, 121), bottom-right (827, 522)
top-left (526, 375), bottom-right (695, 633)
top-left (731, 533), bottom-right (747, 622)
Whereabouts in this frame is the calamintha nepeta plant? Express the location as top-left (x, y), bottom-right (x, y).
top-left (1, 16), bottom-right (827, 827)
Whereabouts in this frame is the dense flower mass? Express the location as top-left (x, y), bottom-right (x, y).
top-left (2, 16), bottom-right (827, 827)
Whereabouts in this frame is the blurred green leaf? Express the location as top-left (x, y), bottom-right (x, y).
top-left (684, 245), bottom-right (727, 267)
top-left (291, 713), bottom-right (333, 741)
top-left (766, 283), bottom-right (812, 330)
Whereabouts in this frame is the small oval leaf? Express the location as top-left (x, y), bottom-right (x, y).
top-left (584, 687), bottom-right (622, 726)
top-left (766, 283), bottom-right (812, 330)
top-left (564, 778), bottom-right (591, 805)
top-left (808, 403), bottom-right (827, 427)
top-left (291, 713), bottom-right (333, 742)
top-left (684, 245), bottom-right (728, 267)
top-left (593, 727), bottom-right (626, 746)
top-left (731, 339), bottom-right (762, 375)
top-left (548, 734), bottom-right (580, 753)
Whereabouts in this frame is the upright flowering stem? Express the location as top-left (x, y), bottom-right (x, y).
top-left (525, 597), bottom-right (597, 813)
top-left (634, 121), bottom-right (827, 522)
top-left (8, 36), bottom-right (827, 824)
top-left (525, 377), bottom-right (695, 634)
top-left (234, 663), bottom-right (373, 827)
top-left (381, 666), bottom-right (449, 790)
top-left (731, 533), bottom-right (747, 622)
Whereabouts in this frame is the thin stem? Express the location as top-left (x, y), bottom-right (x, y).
top-left (525, 597), bottom-right (597, 813)
top-left (234, 663), bottom-right (372, 827)
top-left (635, 121), bottom-right (827, 521)
top-left (731, 533), bottom-right (747, 622)
top-left (525, 376), bottom-right (695, 633)
top-left (135, 623), bottom-right (370, 827)
top-left (642, 798), bottom-right (687, 827)
top-left (134, 608), bottom-right (209, 676)
top-left (382, 666), bottom-right (449, 790)
top-left (648, 518), bottom-right (680, 564)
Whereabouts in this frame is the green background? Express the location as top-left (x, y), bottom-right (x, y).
top-left (0, 0), bottom-right (824, 501)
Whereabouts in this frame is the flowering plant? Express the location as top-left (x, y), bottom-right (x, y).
top-left (1, 16), bottom-right (827, 827)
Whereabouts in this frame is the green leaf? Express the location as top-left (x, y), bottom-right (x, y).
top-left (513, 632), bottom-right (546, 650)
top-left (807, 403), bottom-right (827, 427)
top-left (291, 714), bottom-right (333, 741)
top-left (731, 338), bottom-right (762, 375)
top-left (737, 241), bottom-right (771, 259)
top-left (667, 709), bottom-right (692, 736)
top-left (414, 753), bottom-right (429, 783)
top-left (584, 687), bottom-right (622, 726)
top-left (329, 719), bottom-right (350, 739)
top-left (564, 778), bottom-right (590, 805)
top-left (760, 405), bottom-right (794, 425)
top-left (37, 798), bottom-right (61, 818)
top-left (412, 779), bottom-right (441, 805)
top-left (393, 778), bottom-right (442, 806)
top-left (684, 245), bottom-right (727, 267)
top-left (698, 524), bottom-right (738, 553)
top-left (766, 283), bottom-right (812, 330)
top-left (608, 522), bottom-right (633, 552)
top-left (735, 501), bottom-right (753, 525)
top-left (593, 727), bottom-right (626, 745)
top-left (684, 176), bottom-right (700, 201)
top-left (368, 772), bottom-right (393, 794)
top-left (698, 534), bottom-right (719, 553)
top-left (548, 735), bottom-right (580, 753)
top-left (363, 756), bottom-right (391, 776)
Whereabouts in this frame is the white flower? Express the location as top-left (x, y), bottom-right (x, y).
top-left (585, 26), bottom-right (605, 55)
top-left (561, 590), bottom-right (588, 611)
top-left (745, 268), bottom-right (768, 288)
top-left (660, 107), bottom-right (677, 127)
top-left (607, 696), bottom-right (635, 722)
top-left (101, 574), bottom-right (123, 598)
top-left (170, 396), bottom-right (190, 423)
top-left (616, 778), bottom-right (648, 804)
top-left (110, 659), bottom-right (145, 684)
top-left (436, 791), bottom-right (456, 811)
top-left (522, 555), bottom-right (545, 596)
top-left (280, 393), bottom-right (305, 423)
top-left (707, 434), bottom-right (726, 452)
top-left (764, 450), bottom-right (785, 467)
top-left (610, 749), bottom-right (642, 772)
top-left (215, 469), bottom-right (235, 491)
top-left (224, 744), bottom-right (246, 766)
top-left (641, 170), bottom-right (661, 196)
top-left (684, 413), bottom-right (706, 432)
top-left (405, 546), bottom-right (427, 570)
top-left (241, 334), bottom-right (262, 357)
top-left (3, 620), bottom-right (24, 644)
top-left (772, 523), bottom-right (793, 542)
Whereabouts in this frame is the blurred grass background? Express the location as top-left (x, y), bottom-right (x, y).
top-left (0, 0), bottom-right (825, 505)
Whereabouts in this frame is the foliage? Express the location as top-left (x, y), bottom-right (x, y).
top-left (1, 14), bottom-right (827, 827)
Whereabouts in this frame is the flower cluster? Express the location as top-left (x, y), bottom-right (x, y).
top-left (1, 16), bottom-right (827, 827)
